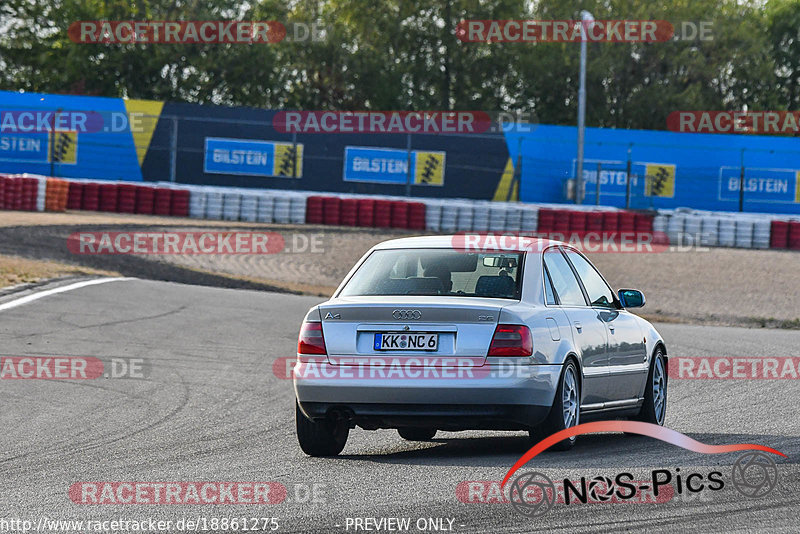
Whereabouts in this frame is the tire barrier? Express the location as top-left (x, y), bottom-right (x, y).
top-left (373, 199), bottom-right (393, 228)
top-left (135, 185), bottom-right (155, 215)
top-left (117, 184), bottom-right (137, 214)
top-left (789, 221), bottom-right (800, 251)
top-left (305, 196), bottom-right (324, 224)
top-left (322, 196), bottom-right (341, 225)
top-left (221, 190), bottom-right (241, 221)
top-left (357, 198), bottom-right (375, 227)
top-left (99, 183), bottom-right (119, 212)
top-left (753, 219), bottom-right (770, 249)
top-left (273, 196), bottom-right (291, 224)
top-left (256, 193), bottom-right (274, 223)
top-left (0, 174), bottom-right (797, 252)
top-left (770, 220), bottom-right (789, 249)
top-left (239, 194), bottom-right (258, 222)
top-left (390, 200), bottom-right (409, 229)
top-left (81, 182), bottom-right (100, 211)
top-left (67, 181), bottom-right (83, 210)
top-left (171, 189), bottom-right (191, 217)
top-left (408, 202), bottom-right (426, 230)
top-left (44, 178), bottom-right (70, 212)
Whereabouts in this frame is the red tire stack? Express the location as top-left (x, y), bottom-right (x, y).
top-left (390, 201), bottom-right (410, 229)
top-left (340, 198), bottom-right (359, 226)
top-left (552, 209), bottom-right (570, 236)
top-left (67, 181), bottom-right (84, 210)
top-left (537, 209), bottom-right (555, 234)
top-left (373, 199), bottom-right (392, 227)
top-left (322, 196), bottom-right (341, 225)
top-left (586, 212), bottom-right (604, 236)
top-left (770, 220), bottom-right (790, 249)
top-left (634, 213), bottom-right (654, 242)
top-left (618, 211), bottom-right (636, 236)
top-left (82, 183), bottom-right (100, 211)
top-left (357, 199), bottom-right (375, 227)
top-left (170, 189), bottom-right (190, 217)
top-left (568, 211), bottom-right (587, 238)
top-left (602, 211), bottom-right (619, 238)
top-left (789, 221), bottom-right (800, 251)
top-left (153, 187), bottom-right (172, 215)
top-left (21, 178), bottom-right (37, 211)
top-left (9, 178), bottom-right (24, 210)
top-left (408, 202), bottom-right (426, 230)
top-left (117, 184), bottom-right (137, 213)
top-left (135, 185), bottom-right (155, 215)
top-left (99, 184), bottom-right (119, 212)
top-left (305, 196), bottom-right (325, 224)
top-left (0, 175), bottom-right (6, 209)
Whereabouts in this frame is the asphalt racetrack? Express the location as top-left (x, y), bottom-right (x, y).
top-left (1, 278), bottom-right (798, 533)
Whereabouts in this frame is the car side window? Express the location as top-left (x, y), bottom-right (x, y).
top-left (563, 249), bottom-right (616, 308)
top-left (542, 249), bottom-right (586, 306)
top-left (543, 267), bottom-right (557, 305)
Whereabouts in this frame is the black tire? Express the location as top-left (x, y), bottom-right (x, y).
top-left (398, 428), bottom-right (437, 441)
top-left (530, 360), bottom-right (580, 451)
top-left (295, 401), bottom-right (349, 456)
top-left (634, 348), bottom-right (667, 426)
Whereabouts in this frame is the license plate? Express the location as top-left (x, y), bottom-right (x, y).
top-left (374, 332), bottom-right (438, 351)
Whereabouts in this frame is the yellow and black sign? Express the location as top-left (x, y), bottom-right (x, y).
top-left (644, 163), bottom-right (676, 198)
top-left (795, 171), bottom-right (800, 203)
top-left (413, 151), bottom-right (445, 186)
top-left (274, 142), bottom-right (304, 178)
top-left (50, 131), bottom-right (78, 164)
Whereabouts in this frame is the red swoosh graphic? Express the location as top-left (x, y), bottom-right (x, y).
top-left (502, 421), bottom-right (785, 487)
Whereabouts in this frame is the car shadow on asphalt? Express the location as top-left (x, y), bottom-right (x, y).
top-left (339, 431), bottom-right (798, 469)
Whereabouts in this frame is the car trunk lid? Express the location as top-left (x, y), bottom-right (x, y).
top-left (318, 297), bottom-right (506, 367)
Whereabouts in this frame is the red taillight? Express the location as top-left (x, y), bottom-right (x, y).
top-left (297, 321), bottom-right (327, 355)
top-left (488, 324), bottom-right (533, 357)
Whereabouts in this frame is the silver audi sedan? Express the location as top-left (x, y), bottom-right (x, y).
top-left (293, 235), bottom-right (667, 456)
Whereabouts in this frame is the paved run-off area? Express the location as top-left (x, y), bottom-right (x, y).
top-left (0, 211), bottom-right (799, 327)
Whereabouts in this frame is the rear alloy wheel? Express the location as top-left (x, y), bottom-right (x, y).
top-left (295, 401), bottom-right (349, 456)
top-left (530, 360), bottom-right (580, 451)
top-left (635, 349), bottom-right (667, 426)
top-left (398, 428), bottom-right (437, 441)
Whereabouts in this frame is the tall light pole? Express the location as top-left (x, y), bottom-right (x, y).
top-left (575, 10), bottom-right (593, 204)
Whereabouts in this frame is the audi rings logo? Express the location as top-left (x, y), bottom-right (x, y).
top-left (392, 309), bottom-right (422, 320)
top-left (508, 471), bottom-right (556, 517)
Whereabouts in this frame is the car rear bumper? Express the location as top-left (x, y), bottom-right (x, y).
top-left (293, 361), bottom-right (562, 430)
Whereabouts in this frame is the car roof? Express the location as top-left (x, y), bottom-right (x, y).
top-left (371, 235), bottom-right (565, 252)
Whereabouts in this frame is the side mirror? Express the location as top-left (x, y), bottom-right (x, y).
top-left (618, 289), bottom-right (645, 308)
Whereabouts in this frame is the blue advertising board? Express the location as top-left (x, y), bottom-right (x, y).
top-left (343, 146), bottom-right (445, 185)
top-left (0, 132), bottom-right (50, 163)
top-left (204, 137), bottom-right (303, 178)
top-left (718, 167), bottom-right (800, 204)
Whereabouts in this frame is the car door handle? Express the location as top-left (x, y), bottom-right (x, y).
top-left (608, 324), bottom-right (615, 333)
top-left (574, 321), bottom-right (582, 332)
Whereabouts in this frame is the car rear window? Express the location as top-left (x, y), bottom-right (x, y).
top-left (339, 249), bottom-right (524, 299)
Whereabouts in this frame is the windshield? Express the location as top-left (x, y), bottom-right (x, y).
top-left (339, 249), bottom-right (523, 299)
